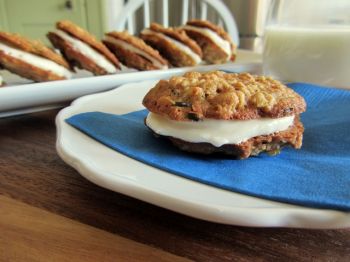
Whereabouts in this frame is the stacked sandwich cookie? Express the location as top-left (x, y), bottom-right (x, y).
top-left (143, 71), bottom-right (306, 159)
top-left (183, 20), bottom-right (236, 64)
top-left (0, 32), bottom-right (72, 82)
top-left (47, 20), bottom-right (120, 75)
top-left (0, 19), bottom-right (240, 84)
top-left (103, 31), bottom-right (168, 71)
top-left (140, 23), bottom-right (202, 67)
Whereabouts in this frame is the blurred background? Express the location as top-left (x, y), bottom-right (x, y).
top-left (0, 0), bottom-right (271, 52)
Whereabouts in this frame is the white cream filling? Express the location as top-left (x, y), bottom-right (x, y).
top-left (55, 30), bottom-right (117, 74)
top-left (0, 42), bottom-right (72, 79)
top-left (104, 36), bottom-right (168, 69)
top-left (0, 75), bottom-right (3, 85)
top-left (141, 29), bottom-right (202, 65)
top-left (183, 25), bottom-right (232, 59)
top-left (146, 112), bottom-right (294, 147)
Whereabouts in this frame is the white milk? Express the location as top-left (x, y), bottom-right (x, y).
top-left (263, 26), bottom-right (350, 88)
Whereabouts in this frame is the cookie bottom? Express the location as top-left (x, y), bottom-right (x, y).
top-left (185, 30), bottom-right (234, 64)
top-left (104, 41), bottom-right (158, 71)
top-left (141, 33), bottom-right (199, 67)
top-left (148, 117), bottom-right (304, 159)
top-left (48, 32), bottom-right (111, 76)
top-left (0, 51), bottom-right (65, 82)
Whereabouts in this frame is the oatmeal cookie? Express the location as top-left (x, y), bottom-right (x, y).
top-left (103, 31), bottom-right (168, 71)
top-left (143, 71), bottom-right (306, 158)
top-left (164, 117), bottom-right (304, 159)
top-left (140, 23), bottom-right (202, 67)
top-left (47, 20), bottom-right (120, 75)
top-left (183, 20), bottom-right (236, 64)
top-left (0, 31), bottom-right (72, 82)
top-left (143, 71), bottom-right (306, 121)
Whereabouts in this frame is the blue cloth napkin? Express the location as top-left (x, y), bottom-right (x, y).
top-left (66, 83), bottom-right (350, 211)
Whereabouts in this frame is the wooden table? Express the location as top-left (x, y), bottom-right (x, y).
top-left (1, 109), bottom-right (349, 262)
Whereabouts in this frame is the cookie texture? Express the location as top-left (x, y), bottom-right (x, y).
top-left (152, 117), bottom-right (303, 159)
top-left (55, 20), bottom-right (120, 68)
top-left (187, 20), bottom-right (233, 45)
top-left (0, 31), bottom-right (71, 81)
top-left (147, 23), bottom-right (202, 55)
top-left (104, 31), bottom-right (168, 70)
top-left (184, 20), bottom-right (236, 63)
top-left (48, 32), bottom-right (112, 75)
top-left (143, 71), bottom-right (306, 121)
top-left (140, 23), bottom-right (202, 67)
top-left (0, 31), bottom-right (70, 69)
top-left (0, 52), bottom-right (66, 82)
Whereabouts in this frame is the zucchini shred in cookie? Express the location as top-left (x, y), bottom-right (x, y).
top-left (142, 71), bottom-right (306, 159)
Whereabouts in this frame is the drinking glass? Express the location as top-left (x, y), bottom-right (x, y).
top-left (263, 0), bottom-right (350, 88)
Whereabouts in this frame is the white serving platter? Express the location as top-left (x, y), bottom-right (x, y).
top-left (56, 80), bottom-right (350, 229)
top-left (0, 49), bottom-right (261, 117)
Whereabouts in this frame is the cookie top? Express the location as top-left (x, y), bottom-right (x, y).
top-left (105, 31), bottom-right (168, 65)
top-left (56, 20), bottom-right (120, 68)
top-left (0, 31), bottom-right (70, 69)
top-left (143, 71), bottom-right (306, 121)
top-left (145, 23), bottom-right (202, 56)
top-left (185, 19), bottom-right (236, 60)
top-left (186, 20), bottom-right (233, 44)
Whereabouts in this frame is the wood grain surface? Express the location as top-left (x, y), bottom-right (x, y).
top-left (0, 195), bottom-right (190, 262)
top-left (1, 109), bottom-right (350, 262)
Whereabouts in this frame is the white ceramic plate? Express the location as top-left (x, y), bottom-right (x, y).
top-left (56, 80), bottom-right (350, 229)
top-left (0, 50), bottom-right (260, 117)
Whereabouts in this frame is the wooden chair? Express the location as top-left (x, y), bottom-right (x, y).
top-left (112, 0), bottom-right (240, 46)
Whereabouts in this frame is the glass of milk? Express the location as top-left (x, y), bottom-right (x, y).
top-left (263, 0), bottom-right (350, 88)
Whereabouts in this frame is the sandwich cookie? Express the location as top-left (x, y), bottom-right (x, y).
top-left (103, 31), bottom-right (168, 71)
top-left (140, 23), bottom-right (202, 67)
top-left (143, 71), bottom-right (306, 159)
top-left (0, 32), bottom-right (72, 82)
top-left (183, 20), bottom-right (236, 64)
top-left (47, 20), bottom-right (120, 75)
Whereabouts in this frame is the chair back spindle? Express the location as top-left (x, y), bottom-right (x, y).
top-left (114, 0), bottom-right (239, 46)
top-left (143, 0), bottom-right (151, 28)
top-left (200, 2), bottom-right (208, 20)
top-left (162, 0), bottom-right (169, 27)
